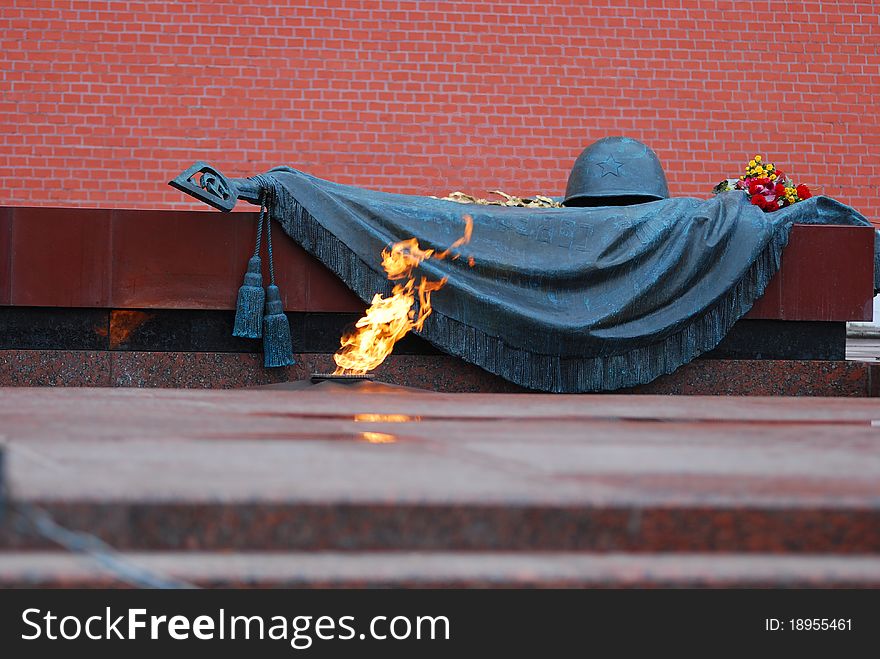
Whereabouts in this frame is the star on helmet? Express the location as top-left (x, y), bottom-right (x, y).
top-left (564, 136), bottom-right (669, 207)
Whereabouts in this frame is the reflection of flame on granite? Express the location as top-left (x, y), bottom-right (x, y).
top-left (359, 431), bottom-right (397, 444)
top-left (109, 310), bottom-right (153, 349)
top-left (354, 413), bottom-right (421, 423)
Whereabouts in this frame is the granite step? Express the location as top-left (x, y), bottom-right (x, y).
top-left (2, 388), bottom-right (879, 553)
top-left (3, 551), bottom-right (880, 589)
top-left (3, 500), bottom-right (878, 553)
top-left (1, 349), bottom-right (876, 395)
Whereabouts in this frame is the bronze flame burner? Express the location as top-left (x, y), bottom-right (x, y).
top-left (310, 373), bottom-right (376, 384)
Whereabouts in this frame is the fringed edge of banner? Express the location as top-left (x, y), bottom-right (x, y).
top-left (270, 181), bottom-right (791, 393)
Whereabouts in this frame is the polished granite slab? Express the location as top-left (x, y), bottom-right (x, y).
top-left (1, 388), bottom-right (878, 556)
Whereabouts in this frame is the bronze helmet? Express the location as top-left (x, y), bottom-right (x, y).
top-left (563, 136), bottom-right (669, 207)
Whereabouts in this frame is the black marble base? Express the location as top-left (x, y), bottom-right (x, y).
top-left (0, 307), bottom-right (108, 351)
top-left (0, 308), bottom-right (845, 361)
top-left (706, 320), bottom-right (845, 361)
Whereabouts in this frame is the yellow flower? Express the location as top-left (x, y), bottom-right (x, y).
top-left (749, 160), bottom-right (756, 168)
top-left (770, 174), bottom-right (776, 180)
top-left (755, 155), bottom-right (762, 162)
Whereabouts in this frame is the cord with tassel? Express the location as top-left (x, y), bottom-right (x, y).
top-left (231, 202), bottom-right (266, 339)
top-left (260, 181), bottom-right (296, 368)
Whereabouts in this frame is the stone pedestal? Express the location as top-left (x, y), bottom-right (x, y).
top-left (0, 206), bottom-right (875, 393)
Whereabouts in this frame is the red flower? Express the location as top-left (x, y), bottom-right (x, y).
top-left (766, 200), bottom-right (779, 212)
top-left (796, 184), bottom-right (811, 199)
top-left (774, 183), bottom-right (786, 196)
top-left (751, 194), bottom-right (766, 208)
top-left (749, 178), bottom-right (772, 195)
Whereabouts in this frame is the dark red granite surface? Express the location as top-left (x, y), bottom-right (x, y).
top-left (746, 224), bottom-right (874, 321)
top-left (0, 350), bottom-right (111, 387)
top-left (9, 208), bottom-right (113, 307)
top-left (0, 349), bottom-right (872, 396)
top-left (4, 502), bottom-right (878, 554)
top-left (0, 207), bottom-right (11, 306)
top-left (0, 207), bottom-right (872, 319)
top-left (622, 357), bottom-right (871, 397)
top-left (2, 207), bottom-right (365, 312)
top-left (1, 388), bottom-right (878, 558)
top-left (110, 210), bottom-right (314, 310)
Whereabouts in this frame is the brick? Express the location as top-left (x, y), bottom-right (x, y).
top-left (0, 2), bottom-right (877, 225)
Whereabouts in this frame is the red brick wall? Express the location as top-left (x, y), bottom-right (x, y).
top-left (1, 1), bottom-right (878, 222)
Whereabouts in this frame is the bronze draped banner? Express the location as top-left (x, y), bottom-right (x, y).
top-left (256, 167), bottom-right (875, 392)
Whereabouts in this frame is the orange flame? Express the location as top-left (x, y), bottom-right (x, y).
top-left (359, 431), bottom-right (398, 444)
top-left (333, 215), bottom-right (474, 375)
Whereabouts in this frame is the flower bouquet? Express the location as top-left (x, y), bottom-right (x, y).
top-left (712, 155), bottom-right (811, 212)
